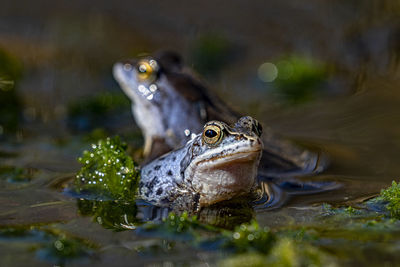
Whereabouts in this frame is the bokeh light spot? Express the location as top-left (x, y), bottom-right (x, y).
top-left (258, 62), bottom-right (278, 82)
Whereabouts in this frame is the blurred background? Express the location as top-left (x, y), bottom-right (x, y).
top-left (1, 0), bottom-right (400, 176)
top-left (0, 0), bottom-right (398, 136)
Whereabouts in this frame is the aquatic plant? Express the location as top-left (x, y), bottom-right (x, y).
top-left (74, 136), bottom-right (140, 201)
top-left (378, 181), bottom-right (400, 219)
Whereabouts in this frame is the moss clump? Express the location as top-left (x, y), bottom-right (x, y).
top-left (74, 136), bottom-right (140, 201)
top-left (378, 181), bottom-right (400, 219)
top-left (224, 220), bottom-right (276, 254)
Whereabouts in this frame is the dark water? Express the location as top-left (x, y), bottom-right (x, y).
top-left (1, 0), bottom-right (400, 266)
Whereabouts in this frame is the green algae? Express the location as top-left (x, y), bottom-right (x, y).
top-left (74, 136), bottom-right (140, 201)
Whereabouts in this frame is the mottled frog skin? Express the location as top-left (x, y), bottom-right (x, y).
top-left (113, 51), bottom-right (326, 177)
top-left (139, 116), bottom-right (263, 210)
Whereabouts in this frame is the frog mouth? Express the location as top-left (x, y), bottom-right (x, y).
top-left (188, 146), bottom-right (262, 171)
top-left (201, 149), bottom-right (262, 167)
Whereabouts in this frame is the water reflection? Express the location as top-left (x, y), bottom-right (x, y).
top-left (73, 178), bottom-right (340, 231)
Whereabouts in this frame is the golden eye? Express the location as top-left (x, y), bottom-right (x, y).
top-left (202, 124), bottom-right (223, 145)
top-left (136, 59), bottom-right (159, 82)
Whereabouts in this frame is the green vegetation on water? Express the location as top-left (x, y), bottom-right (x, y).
top-left (376, 181), bottom-right (400, 219)
top-left (74, 136), bottom-right (140, 201)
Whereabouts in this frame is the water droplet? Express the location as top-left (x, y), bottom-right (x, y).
top-left (149, 84), bottom-right (157, 92)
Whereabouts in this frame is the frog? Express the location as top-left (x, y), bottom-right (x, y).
top-left (113, 51), bottom-right (327, 177)
top-left (139, 116), bottom-right (263, 211)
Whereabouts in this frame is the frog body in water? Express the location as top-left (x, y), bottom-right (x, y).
top-left (139, 116), bottom-right (263, 210)
top-left (113, 51), bottom-right (326, 177)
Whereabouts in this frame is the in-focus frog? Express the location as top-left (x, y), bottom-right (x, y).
top-left (139, 116), bottom-right (263, 211)
top-left (113, 51), bottom-right (326, 177)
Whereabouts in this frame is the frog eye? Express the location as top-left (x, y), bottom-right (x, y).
top-left (202, 124), bottom-right (223, 146)
top-left (136, 59), bottom-right (159, 82)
